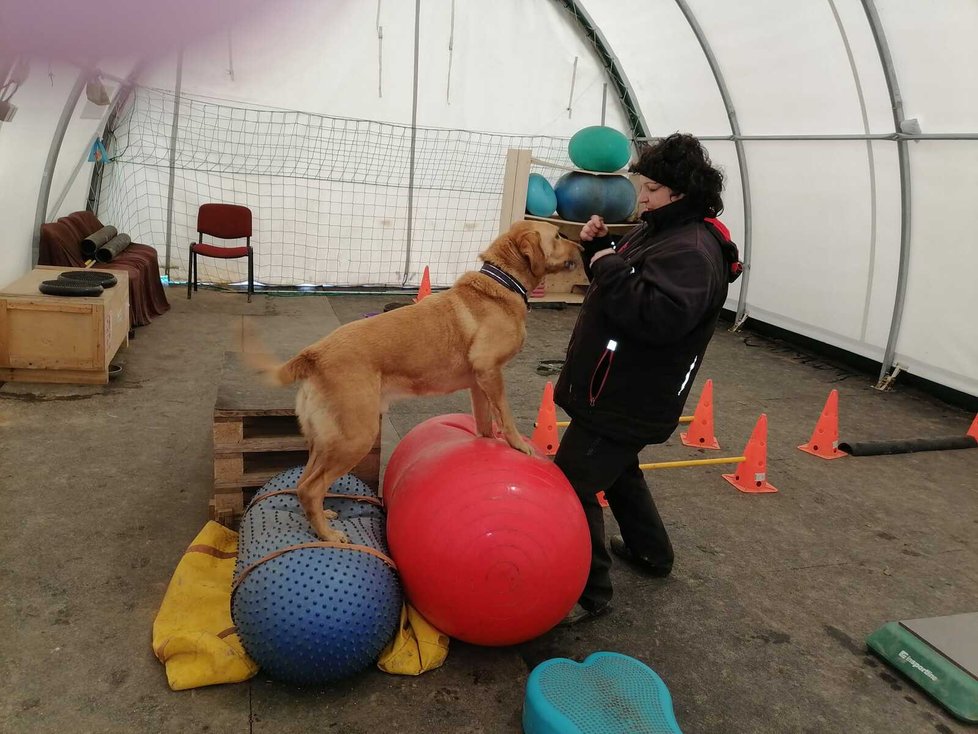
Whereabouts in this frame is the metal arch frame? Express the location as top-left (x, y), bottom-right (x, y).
top-left (551, 0), bottom-right (649, 139)
top-left (32, 68), bottom-right (91, 267)
top-left (861, 0), bottom-right (913, 389)
top-left (672, 0), bottom-right (754, 330)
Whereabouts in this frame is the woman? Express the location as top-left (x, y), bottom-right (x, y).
top-left (554, 132), bottom-right (742, 625)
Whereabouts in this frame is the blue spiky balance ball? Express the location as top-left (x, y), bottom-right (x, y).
top-left (231, 467), bottom-right (401, 686)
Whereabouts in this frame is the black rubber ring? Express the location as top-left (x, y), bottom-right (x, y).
top-left (58, 270), bottom-right (118, 288)
top-left (38, 279), bottom-right (104, 297)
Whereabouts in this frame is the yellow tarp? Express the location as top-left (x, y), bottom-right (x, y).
top-left (152, 521), bottom-right (258, 691)
top-left (152, 521), bottom-right (448, 689)
top-left (377, 603), bottom-right (450, 676)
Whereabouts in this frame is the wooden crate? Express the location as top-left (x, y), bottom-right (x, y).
top-left (0, 266), bottom-right (129, 384)
top-left (210, 351), bottom-right (381, 528)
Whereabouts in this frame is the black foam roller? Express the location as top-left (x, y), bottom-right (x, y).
top-left (838, 435), bottom-right (977, 456)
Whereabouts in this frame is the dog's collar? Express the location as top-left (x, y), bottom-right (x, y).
top-left (479, 263), bottom-right (529, 306)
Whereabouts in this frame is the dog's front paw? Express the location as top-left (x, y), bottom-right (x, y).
top-left (509, 437), bottom-right (535, 456)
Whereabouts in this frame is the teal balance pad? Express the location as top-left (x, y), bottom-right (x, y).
top-left (523, 652), bottom-right (683, 734)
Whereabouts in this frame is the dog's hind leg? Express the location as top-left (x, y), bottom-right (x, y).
top-left (296, 378), bottom-right (382, 542)
top-left (296, 445), bottom-right (337, 520)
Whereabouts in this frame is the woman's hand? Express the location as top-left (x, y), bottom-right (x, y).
top-left (580, 215), bottom-right (608, 242)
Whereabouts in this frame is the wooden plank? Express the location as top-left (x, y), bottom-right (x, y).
top-left (104, 272), bottom-right (130, 365)
top-left (524, 214), bottom-right (637, 232)
top-left (0, 300), bottom-right (8, 366)
top-left (214, 436), bottom-right (307, 454)
top-left (211, 437), bottom-right (380, 489)
top-left (213, 419), bottom-right (244, 445)
top-left (3, 300), bottom-right (93, 314)
top-left (93, 303), bottom-right (105, 370)
top-left (209, 491), bottom-right (244, 528)
top-left (499, 148), bottom-right (533, 235)
top-left (529, 292), bottom-right (585, 305)
top-left (0, 366), bottom-right (108, 384)
top-left (214, 454), bottom-right (244, 483)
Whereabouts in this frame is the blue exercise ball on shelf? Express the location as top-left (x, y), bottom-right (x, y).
top-left (568, 126), bottom-right (631, 173)
top-left (526, 173), bottom-right (557, 217)
top-left (554, 172), bottom-right (637, 224)
top-left (231, 467), bottom-right (401, 686)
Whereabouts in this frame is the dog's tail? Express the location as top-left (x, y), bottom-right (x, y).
top-left (240, 319), bottom-right (316, 386)
top-left (242, 349), bottom-right (302, 386)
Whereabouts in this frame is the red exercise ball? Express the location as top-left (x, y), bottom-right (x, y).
top-left (384, 414), bottom-right (590, 646)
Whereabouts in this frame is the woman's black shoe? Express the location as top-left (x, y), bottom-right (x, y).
top-left (609, 535), bottom-right (672, 577)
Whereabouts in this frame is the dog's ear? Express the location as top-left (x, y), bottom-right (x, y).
top-left (516, 228), bottom-right (546, 278)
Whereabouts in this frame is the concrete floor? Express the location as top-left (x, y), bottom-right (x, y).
top-left (1, 288), bottom-right (976, 734)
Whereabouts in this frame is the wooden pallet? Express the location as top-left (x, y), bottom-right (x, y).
top-left (210, 351), bottom-right (380, 527)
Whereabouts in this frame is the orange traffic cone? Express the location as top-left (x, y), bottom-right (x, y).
top-left (722, 414), bottom-right (778, 493)
top-left (414, 266), bottom-right (432, 303)
top-left (798, 389), bottom-right (845, 460)
top-left (968, 414), bottom-right (978, 441)
top-left (681, 379), bottom-right (720, 450)
top-left (531, 382), bottom-right (559, 456)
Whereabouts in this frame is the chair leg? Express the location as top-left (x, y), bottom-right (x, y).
top-left (247, 250), bottom-right (253, 303)
top-left (187, 248), bottom-right (193, 300)
top-left (193, 251), bottom-right (198, 292)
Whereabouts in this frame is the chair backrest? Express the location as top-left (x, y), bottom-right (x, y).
top-left (197, 203), bottom-right (252, 240)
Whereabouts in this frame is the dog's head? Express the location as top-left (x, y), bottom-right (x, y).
top-left (486, 221), bottom-right (580, 288)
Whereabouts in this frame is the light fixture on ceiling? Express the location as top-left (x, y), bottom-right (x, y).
top-left (86, 73), bottom-right (110, 106)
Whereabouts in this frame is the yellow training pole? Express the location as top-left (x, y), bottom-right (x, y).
top-left (554, 416), bottom-right (693, 428)
top-left (639, 456), bottom-right (745, 471)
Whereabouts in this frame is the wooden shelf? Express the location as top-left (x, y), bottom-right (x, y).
top-left (524, 214), bottom-right (636, 232)
top-left (529, 292), bottom-right (585, 305)
top-left (530, 157), bottom-right (629, 177)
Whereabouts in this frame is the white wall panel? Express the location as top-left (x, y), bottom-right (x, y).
top-left (894, 142), bottom-right (978, 395)
top-left (139, 0), bottom-right (629, 138)
top-left (860, 140), bottom-right (902, 350)
top-left (582, 0), bottom-right (731, 136)
top-left (829, 0), bottom-right (896, 135)
top-left (743, 141), bottom-right (882, 350)
top-left (876, 0), bottom-right (978, 132)
top-left (687, 0), bottom-right (870, 134)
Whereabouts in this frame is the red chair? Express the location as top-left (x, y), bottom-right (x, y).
top-left (188, 203), bottom-right (255, 302)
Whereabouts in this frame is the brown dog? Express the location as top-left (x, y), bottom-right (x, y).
top-left (250, 220), bottom-right (581, 542)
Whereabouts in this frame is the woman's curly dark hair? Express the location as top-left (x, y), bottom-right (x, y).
top-left (630, 133), bottom-right (724, 216)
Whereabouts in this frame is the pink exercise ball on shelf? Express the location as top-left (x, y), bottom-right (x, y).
top-left (384, 414), bottom-right (590, 646)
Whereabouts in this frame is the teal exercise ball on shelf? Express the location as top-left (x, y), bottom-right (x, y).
top-left (526, 173), bottom-right (557, 217)
top-left (554, 172), bottom-right (636, 224)
top-left (568, 126), bottom-right (631, 173)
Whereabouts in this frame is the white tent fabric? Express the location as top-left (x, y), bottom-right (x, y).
top-left (1, 0), bottom-right (975, 397)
